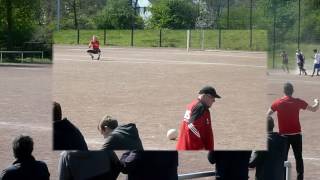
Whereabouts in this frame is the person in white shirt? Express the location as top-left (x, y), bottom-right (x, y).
top-left (311, 49), bottom-right (320, 77)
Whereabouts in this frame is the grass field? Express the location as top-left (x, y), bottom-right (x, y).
top-left (53, 29), bottom-right (267, 51)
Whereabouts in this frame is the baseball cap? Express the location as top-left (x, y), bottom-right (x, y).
top-left (199, 86), bottom-right (221, 98)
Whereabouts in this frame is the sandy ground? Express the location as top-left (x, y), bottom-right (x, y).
top-left (53, 45), bottom-right (267, 151)
top-left (1, 46), bottom-right (318, 179)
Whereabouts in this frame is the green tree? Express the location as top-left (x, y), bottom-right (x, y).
top-left (94, 0), bottom-right (143, 29)
top-left (148, 0), bottom-right (198, 29)
top-left (0, 0), bottom-right (43, 50)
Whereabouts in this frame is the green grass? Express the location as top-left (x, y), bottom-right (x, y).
top-left (53, 29), bottom-right (268, 51)
top-left (267, 43), bottom-right (320, 70)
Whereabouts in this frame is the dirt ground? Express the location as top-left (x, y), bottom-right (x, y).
top-left (1, 46), bottom-right (318, 179)
top-left (53, 45), bottom-right (267, 151)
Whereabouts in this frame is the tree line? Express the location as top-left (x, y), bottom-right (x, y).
top-left (0, 0), bottom-right (320, 51)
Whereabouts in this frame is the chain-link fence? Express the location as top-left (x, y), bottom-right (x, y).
top-left (268, 0), bottom-right (320, 70)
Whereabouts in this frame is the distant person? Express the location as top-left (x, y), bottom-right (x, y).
top-left (0, 135), bottom-right (50, 180)
top-left (295, 49), bottom-right (307, 75)
top-left (120, 150), bottom-right (178, 180)
top-left (280, 51), bottom-right (289, 73)
top-left (249, 116), bottom-right (287, 180)
top-left (208, 151), bottom-right (251, 180)
top-left (53, 101), bottom-right (88, 150)
top-left (87, 35), bottom-right (101, 60)
top-left (98, 115), bottom-right (143, 150)
top-left (176, 86), bottom-right (221, 150)
top-left (58, 150), bottom-right (120, 180)
top-left (267, 82), bottom-right (319, 180)
top-left (311, 49), bottom-right (320, 77)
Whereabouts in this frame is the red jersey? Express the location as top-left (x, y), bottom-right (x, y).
top-left (176, 99), bottom-right (214, 150)
top-left (90, 40), bottom-right (100, 49)
top-left (271, 96), bottom-right (308, 134)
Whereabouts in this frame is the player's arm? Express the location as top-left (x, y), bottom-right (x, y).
top-left (266, 108), bottom-right (274, 117)
top-left (306, 99), bottom-right (319, 112)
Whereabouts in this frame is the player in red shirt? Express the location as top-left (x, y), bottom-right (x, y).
top-left (267, 82), bottom-right (319, 180)
top-left (87, 35), bottom-right (101, 60)
top-left (176, 86), bottom-right (221, 150)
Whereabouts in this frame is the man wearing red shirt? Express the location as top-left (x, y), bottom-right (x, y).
top-left (176, 86), bottom-right (221, 150)
top-left (87, 35), bottom-right (101, 60)
top-left (267, 82), bottom-right (319, 180)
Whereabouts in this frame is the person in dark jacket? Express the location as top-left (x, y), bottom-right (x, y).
top-left (0, 135), bottom-right (50, 180)
top-left (208, 151), bottom-right (251, 180)
top-left (58, 150), bottom-right (121, 180)
top-left (120, 150), bottom-right (178, 180)
top-left (53, 101), bottom-right (88, 150)
top-left (249, 116), bottom-right (287, 180)
top-left (98, 115), bottom-right (143, 150)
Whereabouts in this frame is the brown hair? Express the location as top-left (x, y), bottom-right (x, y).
top-left (98, 115), bottom-right (118, 131)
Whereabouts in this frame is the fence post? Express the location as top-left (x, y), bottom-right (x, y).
top-left (284, 161), bottom-right (291, 180)
top-left (104, 29), bottom-right (107, 45)
top-left (159, 29), bottom-right (162, 47)
top-left (77, 29), bottom-right (80, 44)
top-left (250, 0), bottom-right (253, 49)
top-left (218, 28), bottom-right (222, 49)
top-left (297, 0), bottom-right (301, 50)
top-left (1, 52), bottom-right (2, 63)
top-left (201, 29), bottom-right (205, 50)
top-left (187, 30), bottom-right (190, 52)
top-left (21, 52), bottom-right (24, 63)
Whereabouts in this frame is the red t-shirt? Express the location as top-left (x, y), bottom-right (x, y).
top-left (271, 96), bottom-right (308, 134)
top-left (176, 99), bottom-right (214, 150)
top-left (90, 40), bottom-right (100, 49)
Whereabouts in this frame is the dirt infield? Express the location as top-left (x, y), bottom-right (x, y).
top-left (53, 45), bottom-right (267, 150)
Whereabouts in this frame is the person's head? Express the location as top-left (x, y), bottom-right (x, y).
top-left (296, 49), bottom-right (300, 53)
top-left (314, 49), bottom-right (318, 53)
top-left (267, 116), bottom-right (274, 133)
top-left (198, 86), bottom-right (221, 107)
top-left (13, 135), bottom-right (34, 160)
top-left (98, 115), bottom-right (118, 138)
top-left (282, 50), bottom-right (286, 53)
top-left (53, 101), bottom-right (62, 122)
top-left (92, 35), bottom-right (98, 41)
top-left (283, 82), bottom-right (294, 96)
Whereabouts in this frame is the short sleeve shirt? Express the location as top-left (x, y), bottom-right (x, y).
top-left (271, 96), bottom-right (308, 134)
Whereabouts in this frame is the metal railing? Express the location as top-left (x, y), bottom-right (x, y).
top-left (0, 51), bottom-right (44, 63)
top-left (177, 161), bottom-right (292, 180)
top-left (178, 171), bottom-right (217, 179)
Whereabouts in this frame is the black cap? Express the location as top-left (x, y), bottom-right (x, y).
top-left (199, 86), bottom-right (221, 98)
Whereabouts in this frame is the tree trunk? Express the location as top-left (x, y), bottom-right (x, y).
top-left (5, 0), bottom-right (13, 50)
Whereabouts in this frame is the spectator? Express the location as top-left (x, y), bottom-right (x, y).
top-left (120, 151), bottom-right (178, 180)
top-left (208, 151), bottom-right (251, 180)
top-left (58, 150), bottom-right (120, 180)
top-left (53, 101), bottom-right (88, 150)
top-left (249, 116), bottom-right (287, 180)
top-left (98, 115), bottom-right (143, 150)
top-left (267, 82), bottom-right (319, 180)
top-left (0, 135), bottom-right (50, 180)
